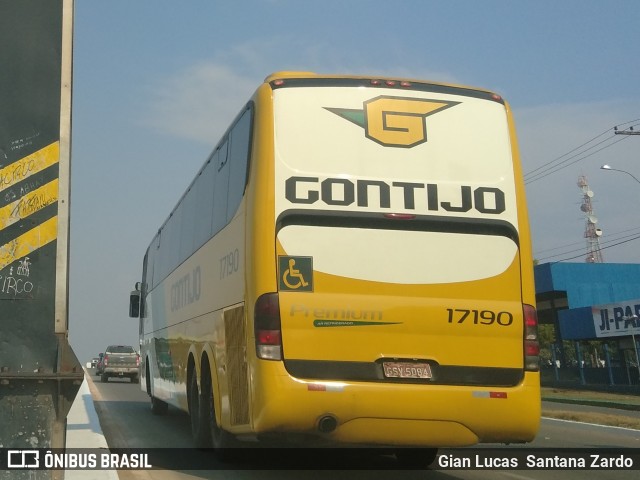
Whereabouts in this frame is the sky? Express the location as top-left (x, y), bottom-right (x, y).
top-left (68, 0), bottom-right (640, 363)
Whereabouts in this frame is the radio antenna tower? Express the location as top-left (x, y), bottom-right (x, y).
top-left (577, 175), bottom-right (604, 263)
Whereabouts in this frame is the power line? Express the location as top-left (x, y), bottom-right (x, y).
top-left (548, 233), bottom-right (640, 263)
top-left (525, 134), bottom-right (632, 184)
top-left (537, 230), bottom-right (640, 262)
top-left (536, 226), bottom-right (640, 259)
top-left (524, 128), bottom-right (612, 178)
top-left (523, 118), bottom-right (640, 184)
top-left (529, 118), bottom-right (640, 262)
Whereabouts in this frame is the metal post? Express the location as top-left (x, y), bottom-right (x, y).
top-left (604, 343), bottom-right (614, 386)
top-left (0, 3), bottom-right (83, 479)
top-left (576, 341), bottom-right (586, 385)
top-left (633, 333), bottom-right (640, 384)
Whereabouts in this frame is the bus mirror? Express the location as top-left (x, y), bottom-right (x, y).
top-left (129, 291), bottom-right (141, 318)
top-left (135, 282), bottom-right (142, 292)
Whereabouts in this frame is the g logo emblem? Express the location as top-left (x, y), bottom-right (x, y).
top-left (326, 96), bottom-right (458, 148)
top-left (364, 96), bottom-right (457, 147)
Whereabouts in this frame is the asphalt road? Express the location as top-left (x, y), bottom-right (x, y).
top-left (86, 371), bottom-right (640, 480)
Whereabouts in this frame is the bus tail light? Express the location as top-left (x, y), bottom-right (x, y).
top-left (523, 304), bottom-right (539, 372)
top-left (255, 293), bottom-right (282, 360)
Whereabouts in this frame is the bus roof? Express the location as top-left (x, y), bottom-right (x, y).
top-left (264, 71), bottom-right (504, 104)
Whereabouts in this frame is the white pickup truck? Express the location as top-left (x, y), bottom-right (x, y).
top-left (99, 345), bottom-right (140, 383)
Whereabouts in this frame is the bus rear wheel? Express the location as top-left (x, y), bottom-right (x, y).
top-left (189, 372), bottom-right (211, 448)
top-left (203, 370), bottom-right (237, 460)
top-left (147, 364), bottom-right (168, 415)
top-left (150, 395), bottom-right (168, 415)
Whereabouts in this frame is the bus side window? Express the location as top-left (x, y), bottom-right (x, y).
top-left (179, 186), bottom-right (197, 262)
top-left (194, 156), bottom-right (215, 249)
top-left (212, 141), bottom-right (229, 236)
top-left (227, 107), bottom-right (252, 220)
top-left (165, 202), bottom-right (182, 278)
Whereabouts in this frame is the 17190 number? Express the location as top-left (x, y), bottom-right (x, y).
top-left (447, 309), bottom-right (513, 326)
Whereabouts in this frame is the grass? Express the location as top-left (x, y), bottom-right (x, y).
top-left (541, 387), bottom-right (640, 430)
top-left (541, 387), bottom-right (640, 406)
top-left (542, 407), bottom-right (640, 430)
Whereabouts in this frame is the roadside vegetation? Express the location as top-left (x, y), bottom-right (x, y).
top-left (542, 387), bottom-right (640, 430)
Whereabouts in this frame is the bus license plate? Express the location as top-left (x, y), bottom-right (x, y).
top-left (383, 362), bottom-right (432, 379)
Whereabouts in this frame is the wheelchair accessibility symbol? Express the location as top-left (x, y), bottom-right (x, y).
top-left (279, 256), bottom-right (313, 292)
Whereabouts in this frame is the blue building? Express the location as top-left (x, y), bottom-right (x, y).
top-left (534, 262), bottom-right (640, 386)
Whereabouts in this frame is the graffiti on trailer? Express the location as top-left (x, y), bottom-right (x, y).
top-left (0, 156), bottom-right (38, 189)
top-left (3, 174), bottom-right (47, 204)
top-left (0, 257), bottom-right (36, 298)
top-left (10, 189), bottom-right (57, 219)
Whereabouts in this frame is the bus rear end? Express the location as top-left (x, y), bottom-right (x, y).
top-left (251, 73), bottom-right (539, 448)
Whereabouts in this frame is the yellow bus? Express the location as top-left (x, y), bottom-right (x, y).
top-left (130, 72), bottom-right (540, 465)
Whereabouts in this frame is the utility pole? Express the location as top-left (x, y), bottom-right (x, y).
top-left (614, 126), bottom-right (640, 136)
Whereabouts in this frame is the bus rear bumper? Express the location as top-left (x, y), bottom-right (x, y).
top-left (251, 368), bottom-right (540, 447)
top-left (331, 418), bottom-right (479, 447)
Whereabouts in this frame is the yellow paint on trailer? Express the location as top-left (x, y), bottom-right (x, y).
top-left (0, 179), bottom-right (58, 230)
top-left (0, 142), bottom-right (60, 270)
top-left (0, 142), bottom-right (59, 193)
top-left (0, 216), bottom-right (57, 271)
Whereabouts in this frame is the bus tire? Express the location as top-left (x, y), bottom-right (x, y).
top-left (395, 448), bottom-right (438, 469)
top-left (204, 371), bottom-right (237, 460)
top-left (189, 372), bottom-right (211, 448)
top-left (147, 363), bottom-right (169, 415)
top-left (150, 395), bottom-right (168, 415)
